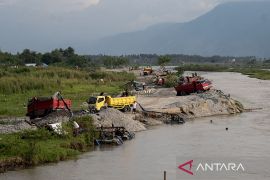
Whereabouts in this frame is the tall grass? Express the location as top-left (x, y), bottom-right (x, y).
top-left (0, 66), bottom-right (135, 116)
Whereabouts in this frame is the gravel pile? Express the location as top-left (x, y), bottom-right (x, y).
top-left (0, 117), bottom-right (37, 134)
top-left (91, 108), bottom-right (146, 132)
top-left (166, 90), bottom-right (244, 118)
top-left (30, 110), bottom-right (71, 127)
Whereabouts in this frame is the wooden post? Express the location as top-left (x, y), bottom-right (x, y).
top-left (164, 171), bottom-right (167, 180)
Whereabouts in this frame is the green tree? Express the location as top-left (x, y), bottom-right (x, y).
top-left (19, 49), bottom-right (40, 63)
top-left (158, 56), bottom-right (171, 66)
top-left (63, 47), bottom-right (75, 57)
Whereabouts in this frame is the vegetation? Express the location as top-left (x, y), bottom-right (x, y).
top-left (0, 66), bottom-right (135, 117)
top-left (102, 56), bottom-right (129, 69)
top-left (230, 68), bottom-right (270, 80)
top-left (0, 47), bottom-right (130, 68)
top-left (176, 64), bottom-right (228, 72)
top-left (0, 47), bottom-right (92, 68)
top-left (176, 64), bottom-right (270, 80)
top-left (89, 54), bottom-right (269, 66)
top-left (158, 56), bottom-right (171, 66)
top-left (164, 74), bottom-right (178, 88)
top-left (0, 116), bottom-right (96, 172)
top-left (1, 47), bottom-right (270, 68)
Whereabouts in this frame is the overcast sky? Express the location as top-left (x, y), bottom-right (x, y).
top-left (0, 0), bottom-right (248, 36)
top-left (0, 0), bottom-right (264, 53)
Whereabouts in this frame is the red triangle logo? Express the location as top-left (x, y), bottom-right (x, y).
top-left (178, 160), bottom-right (194, 175)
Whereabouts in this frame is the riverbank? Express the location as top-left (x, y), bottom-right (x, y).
top-left (0, 116), bottom-right (96, 173)
top-left (1, 72), bottom-right (269, 180)
top-left (0, 67), bottom-right (245, 173)
top-left (0, 88), bottom-right (243, 173)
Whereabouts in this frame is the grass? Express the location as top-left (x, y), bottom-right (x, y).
top-left (230, 68), bottom-right (270, 80)
top-left (175, 64), bottom-right (229, 72)
top-left (0, 66), bottom-right (135, 117)
top-left (0, 116), bottom-right (97, 172)
top-left (176, 64), bottom-right (270, 80)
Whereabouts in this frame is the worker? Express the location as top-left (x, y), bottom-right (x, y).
top-left (73, 121), bottom-right (80, 136)
top-left (132, 101), bottom-right (137, 114)
top-left (121, 89), bottom-right (129, 97)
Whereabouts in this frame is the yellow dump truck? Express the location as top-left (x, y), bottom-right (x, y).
top-left (87, 96), bottom-right (136, 113)
top-left (143, 67), bottom-right (153, 76)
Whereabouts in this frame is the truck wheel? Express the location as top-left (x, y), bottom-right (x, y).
top-left (123, 106), bottom-right (131, 112)
top-left (180, 91), bottom-right (187, 96)
top-left (176, 92), bottom-right (181, 96)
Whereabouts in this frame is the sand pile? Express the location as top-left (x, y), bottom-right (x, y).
top-left (164, 90), bottom-right (244, 118)
top-left (91, 108), bottom-right (146, 132)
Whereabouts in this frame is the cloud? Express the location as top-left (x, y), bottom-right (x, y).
top-left (0, 0), bottom-right (101, 11)
top-left (127, 0), bottom-right (220, 30)
top-left (60, 0), bottom-right (101, 9)
top-left (0, 0), bottom-right (18, 6)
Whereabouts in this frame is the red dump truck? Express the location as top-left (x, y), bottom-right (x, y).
top-left (26, 92), bottom-right (72, 119)
top-left (175, 77), bottom-right (212, 96)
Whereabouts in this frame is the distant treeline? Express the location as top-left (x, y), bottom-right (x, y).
top-left (0, 47), bottom-right (130, 69)
top-left (0, 47), bottom-right (91, 67)
top-left (1, 47), bottom-right (270, 68)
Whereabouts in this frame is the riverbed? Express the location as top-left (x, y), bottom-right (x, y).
top-left (1, 72), bottom-right (270, 180)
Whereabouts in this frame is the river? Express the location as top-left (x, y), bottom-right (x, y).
top-left (1, 72), bottom-right (270, 180)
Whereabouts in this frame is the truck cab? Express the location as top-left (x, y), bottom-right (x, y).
top-left (143, 67), bottom-right (153, 76)
top-left (87, 95), bottom-right (136, 113)
top-left (87, 96), bottom-right (107, 112)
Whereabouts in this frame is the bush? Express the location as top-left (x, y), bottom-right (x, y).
top-left (164, 74), bottom-right (179, 88)
top-left (0, 117), bottom-right (96, 166)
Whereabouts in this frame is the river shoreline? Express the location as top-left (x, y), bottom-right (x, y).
top-left (0, 90), bottom-right (244, 173)
top-left (1, 72), bottom-right (269, 179)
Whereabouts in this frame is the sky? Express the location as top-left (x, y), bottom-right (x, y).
top-left (0, 0), bottom-right (239, 36)
top-left (0, 0), bottom-right (263, 52)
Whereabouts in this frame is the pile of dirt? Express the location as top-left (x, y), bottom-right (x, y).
top-left (90, 108), bottom-right (146, 132)
top-left (30, 110), bottom-right (71, 127)
top-left (138, 89), bottom-right (244, 119)
top-left (0, 117), bottom-right (37, 134)
top-left (163, 90), bottom-right (244, 118)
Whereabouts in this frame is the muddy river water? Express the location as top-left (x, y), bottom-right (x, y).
top-left (1, 72), bottom-right (270, 180)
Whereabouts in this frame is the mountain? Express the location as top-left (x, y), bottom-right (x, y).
top-left (88, 1), bottom-right (270, 57)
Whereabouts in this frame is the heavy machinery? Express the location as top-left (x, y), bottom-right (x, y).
top-left (124, 80), bottom-right (146, 91)
top-left (143, 67), bottom-right (153, 76)
top-left (175, 79), bottom-right (212, 96)
top-left (87, 95), bottom-right (136, 113)
top-left (26, 92), bottom-right (73, 127)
